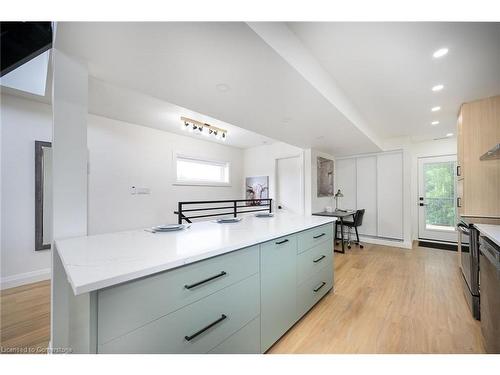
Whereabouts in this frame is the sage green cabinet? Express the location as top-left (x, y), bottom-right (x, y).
top-left (260, 234), bottom-right (298, 352)
top-left (99, 273), bottom-right (260, 354)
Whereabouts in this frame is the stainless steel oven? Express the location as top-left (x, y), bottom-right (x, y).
top-left (479, 235), bottom-right (500, 353)
top-left (458, 219), bottom-right (480, 319)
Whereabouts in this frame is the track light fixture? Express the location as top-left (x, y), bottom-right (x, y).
top-left (180, 116), bottom-right (227, 141)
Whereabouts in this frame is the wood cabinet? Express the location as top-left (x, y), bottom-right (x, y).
top-left (457, 96), bottom-right (500, 218)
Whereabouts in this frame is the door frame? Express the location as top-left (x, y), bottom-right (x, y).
top-left (417, 154), bottom-right (458, 243)
top-left (274, 153), bottom-right (305, 215)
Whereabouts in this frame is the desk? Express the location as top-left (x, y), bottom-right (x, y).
top-left (312, 210), bottom-right (356, 253)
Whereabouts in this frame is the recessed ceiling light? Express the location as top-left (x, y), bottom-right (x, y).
top-left (431, 106), bottom-right (441, 112)
top-left (432, 84), bottom-right (444, 92)
top-left (446, 133), bottom-right (454, 137)
top-left (433, 48), bottom-right (449, 58)
top-left (216, 83), bottom-right (230, 92)
top-left (431, 121), bottom-right (440, 125)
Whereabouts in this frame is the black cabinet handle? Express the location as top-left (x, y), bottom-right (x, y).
top-left (313, 233), bottom-right (326, 239)
top-left (184, 271), bottom-right (227, 289)
top-left (313, 281), bottom-right (326, 293)
top-left (457, 165), bottom-right (461, 177)
top-left (184, 314), bottom-right (227, 341)
top-left (457, 197), bottom-right (462, 208)
top-left (276, 239), bottom-right (289, 245)
top-left (313, 255), bottom-right (326, 263)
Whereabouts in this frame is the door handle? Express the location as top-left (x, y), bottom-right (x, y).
top-left (184, 271), bottom-right (227, 289)
top-left (313, 255), bottom-right (326, 263)
top-left (184, 314), bottom-right (227, 341)
top-left (419, 203), bottom-right (426, 206)
top-left (276, 239), bottom-right (289, 245)
top-left (313, 281), bottom-right (326, 293)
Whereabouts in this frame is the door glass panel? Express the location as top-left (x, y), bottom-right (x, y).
top-left (424, 161), bottom-right (456, 231)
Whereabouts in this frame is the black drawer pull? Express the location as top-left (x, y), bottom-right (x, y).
top-left (313, 233), bottom-right (326, 239)
top-left (184, 314), bottom-right (227, 341)
top-left (276, 239), bottom-right (289, 245)
top-left (184, 271), bottom-right (227, 289)
top-left (313, 255), bottom-right (326, 263)
top-left (313, 281), bottom-right (326, 293)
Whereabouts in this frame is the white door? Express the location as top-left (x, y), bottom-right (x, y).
top-left (276, 156), bottom-right (302, 214)
top-left (418, 155), bottom-right (457, 243)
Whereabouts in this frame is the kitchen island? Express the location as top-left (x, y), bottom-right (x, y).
top-left (52, 213), bottom-right (336, 353)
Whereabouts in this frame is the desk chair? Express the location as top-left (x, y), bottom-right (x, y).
top-left (342, 209), bottom-right (365, 249)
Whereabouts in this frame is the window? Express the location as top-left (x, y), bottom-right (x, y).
top-left (175, 155), bottom-right (230, 185)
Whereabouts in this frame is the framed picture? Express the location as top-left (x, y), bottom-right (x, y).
top-left (246, 176), bottom-right (269, 205)
top-left (317, 157), bottom-right (334, 197)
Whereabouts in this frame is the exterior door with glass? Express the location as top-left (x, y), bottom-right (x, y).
top-left (418, 155), bottom-right (458, 243)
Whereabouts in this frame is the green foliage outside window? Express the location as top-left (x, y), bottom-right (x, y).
top-left (424, 161), bottom-right (456, 227)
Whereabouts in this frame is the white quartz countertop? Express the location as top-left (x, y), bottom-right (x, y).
top-left (475, 224), bottom-right (500, 247)
top-left (55, 213), bottom-right (336, 295)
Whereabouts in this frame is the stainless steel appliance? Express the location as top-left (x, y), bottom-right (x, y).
top-left (479, 235), bottom-right (500, 353)
top-left (458, 218), bottom-right (480, 319)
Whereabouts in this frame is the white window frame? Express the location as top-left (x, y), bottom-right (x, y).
top-left (173, 153), bottom-right (231, 187)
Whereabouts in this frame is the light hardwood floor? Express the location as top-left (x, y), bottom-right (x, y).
top-left (1, 279), bottom-right (50, 353)
top-left (269, 243), bottom-right (484, 353)
top-left (0, 243), bottom-right (485, 354)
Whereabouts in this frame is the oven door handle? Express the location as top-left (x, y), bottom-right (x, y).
top-left (457, 223), bottom-right (470, 236)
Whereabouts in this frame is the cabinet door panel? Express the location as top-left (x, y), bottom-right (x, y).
top-left (335, 158), bottom-right (357, 210)
top-left (377, 152), bottom-right (404, 240)
top-left (356, 156), bottom-right (377, 236)
top-left (260, 235), bottom-right (297, 352)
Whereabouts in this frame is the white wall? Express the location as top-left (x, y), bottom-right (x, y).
top-left (0, 94), bottom-right (246, 288)
top-left (87, 115), bottom-right (244, 234)
top-left (1, 94), bottom-right (52, 288)
top-left (243, 142), bottom-right (304, 212)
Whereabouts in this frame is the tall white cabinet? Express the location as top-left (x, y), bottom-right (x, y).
top-left (335, 151), bottom-right (404, 241)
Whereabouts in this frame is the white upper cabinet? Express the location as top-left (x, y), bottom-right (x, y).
top-left (356, 156), bottom-right (377, 236)
top-left (376, 152), bottom-right (403, 240)
top-left (335, 158), bottom-right (357, 210)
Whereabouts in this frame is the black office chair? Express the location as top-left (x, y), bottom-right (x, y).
top-left (343, 209), bottom-right (365, 249)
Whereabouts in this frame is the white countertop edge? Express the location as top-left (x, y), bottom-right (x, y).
top-left (57, 217), bottom-right (336, 295)
top-left (475, 224), bottom-right (500, 247)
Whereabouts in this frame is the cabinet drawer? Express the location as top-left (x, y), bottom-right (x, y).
top-left (297, 264), bottom-right (333, 319)
top-left (297, 223), bottom-right (334, 253)
top-left (98, 273), bottom-right (260, 354)
top-left (208, 317), bottom-right (261, 354)
top-left (297, 241), bottom-right (333, 285)
top-left (98, 245), bottom-right (259, 345)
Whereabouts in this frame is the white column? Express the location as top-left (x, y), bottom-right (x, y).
top-left (50, 30), bottom-right (88, 351)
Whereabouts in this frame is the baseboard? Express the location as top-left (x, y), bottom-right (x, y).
top-left (0, 268), bottom-right (51, 290)
top-left (359, 235), bottom-right (413, 249)
top-left (418, 240), bottom-right (458, 251)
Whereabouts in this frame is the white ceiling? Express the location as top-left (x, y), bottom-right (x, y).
top-left (288, 22), bottom-right (500, 142)
top-left (88, 78), bottom-right (275, 149)
top-left (56, 22), bottom-right (380, 156)
top-left (54, 22), bottom-right (500, 153)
